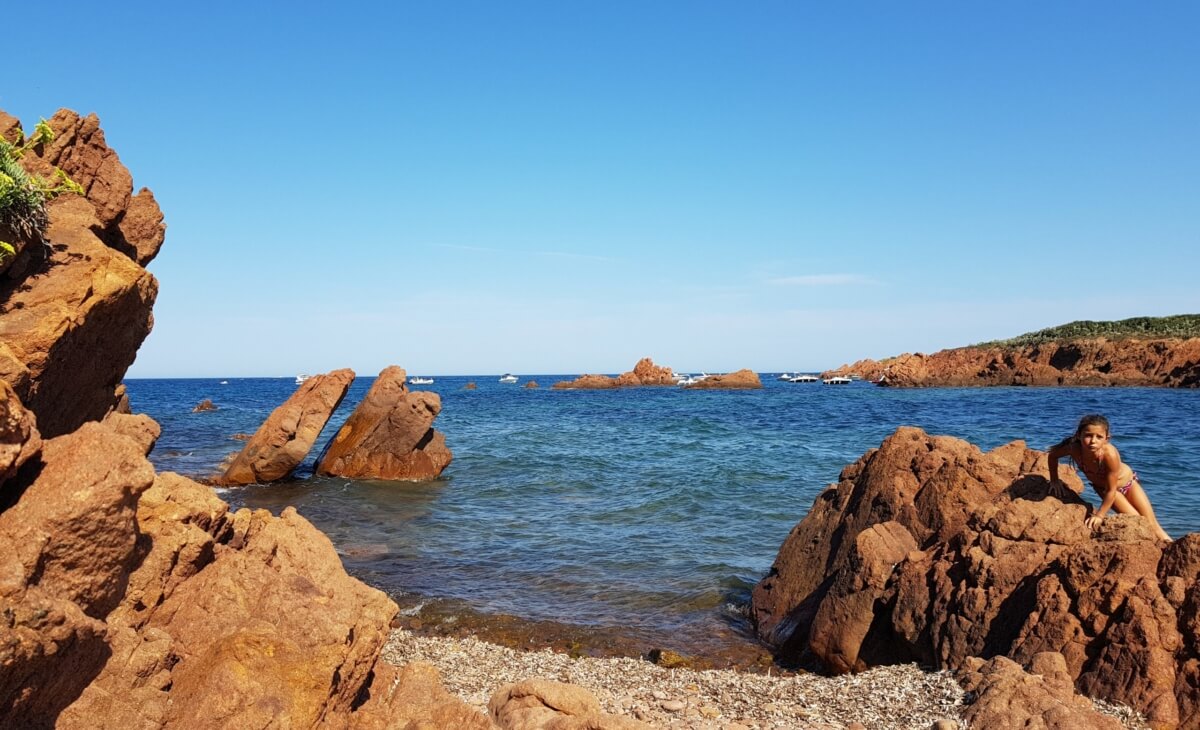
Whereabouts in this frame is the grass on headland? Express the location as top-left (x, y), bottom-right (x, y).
top-left (974, 315), bottom-right (1200, 348)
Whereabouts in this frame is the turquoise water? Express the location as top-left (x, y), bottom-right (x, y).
top-left (126, 376), bottom-right (1200, 656)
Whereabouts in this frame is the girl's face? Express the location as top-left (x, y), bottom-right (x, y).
top-left (1079, 424), bottom-right (1109, 454)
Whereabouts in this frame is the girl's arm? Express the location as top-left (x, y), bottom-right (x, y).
top-left (1046, 441), bottom-right (1069, 483)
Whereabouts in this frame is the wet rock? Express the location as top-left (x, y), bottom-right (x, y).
top-left (317, 366), bottom-right (452, 481)
top-left (191, 399), bottom-right (217, 413)
top-left (220, 368), bottom-right (354, 485)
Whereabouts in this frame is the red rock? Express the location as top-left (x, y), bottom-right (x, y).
top-left (683, 369), bottom-right (763, 389)
top-left (191, 398), bottom-right (217, 413)
top-left (0, 421), bottom-right (155, 617)
top-left (220, 368), bottom-right (355, 485)
top-left (335, 662), bottom-right (493, 729)
top-left (489, 678), bottom-right (652, 729)
top-left (958, 653), bottom-right (1123, 729)
top-left (114, 188), bottom-right (166, 266)
top-left (317, 366), bottom-right (452, 481)
top-left (826, 338), bottom-right (1200, 388)
top-left (101, 412), bottom-right (161, 456)
top-left (0, 380), bottom-right (40, 485)
top-left (146, 507), bottom-right (398, 726)
top-left (0, 195), bottom-right (158, 437)
top-left (753, 426), bottom-right (1191, 726)
top-left (554, 357), bottom-right (678, 389)
top-left (524, 380), bottom-right (539, 388)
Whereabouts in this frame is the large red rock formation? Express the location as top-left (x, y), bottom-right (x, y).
top-left (958, 653), bottom-right (1124, 729)
top-left (553, 357), bottom-right (677, 389)
top-left (317, 366), bottom-right (452, 481)
top-left (751, 427), bottom-right (1196, 728)
top-left (682, 369), bottom-right (763, 389)
top-left (219, 368), bottom-right (355, 485)
top-left (826, 338), bottom-right (1200, 388)
top-left (0, 109), bottom-right (164, 437)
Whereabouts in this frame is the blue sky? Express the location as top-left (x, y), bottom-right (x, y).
top-left (4, 2), bottom-right (1197, 377)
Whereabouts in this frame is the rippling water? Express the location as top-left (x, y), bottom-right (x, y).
top-left (126, 375), bottom-right (1200, 658)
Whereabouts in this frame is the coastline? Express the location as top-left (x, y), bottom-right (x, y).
top-left (382, 629), bottom-right (1149, 729)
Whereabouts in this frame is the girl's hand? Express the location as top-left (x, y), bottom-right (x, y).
top-left (1048, 479), bottom-right (1069, 499)
top-left (1086, 514), bottom-right (1103, 530)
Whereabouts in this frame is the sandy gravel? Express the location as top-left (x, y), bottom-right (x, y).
top-left (383, 629), bottom-right (1152, 730)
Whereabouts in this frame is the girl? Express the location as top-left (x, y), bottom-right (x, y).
top-left (1048, 414), bottom-right (1172, 542)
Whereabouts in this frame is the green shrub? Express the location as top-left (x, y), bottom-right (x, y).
top-left (0, 119), bottom-right (83, 264)
top-left (975, 315), bottom-right (1200, 347)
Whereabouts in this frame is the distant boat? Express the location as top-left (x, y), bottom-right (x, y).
top-left (676, 375), bottom-right (698, 386)
top-left (296, 373), bottom-right (311, 384)
top-left (499, 374), bottom-right (519, 384)
top-left (787, 374), bottom-right (820, 383)
top-left (823, 376), bottom-right (852, 385)
top-left (777, 373), bottom-right (794, 381)
top-left (409, 377), bottom-right (434, 385)
top-left (219, 380), bottom-right (229, 385)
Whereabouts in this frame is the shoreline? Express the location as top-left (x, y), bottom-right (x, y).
top-left (382, 628), bottom-right (1151, 730)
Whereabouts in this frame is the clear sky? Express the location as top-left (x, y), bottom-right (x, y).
top-left (4, 2), bottom-right (1197, 377)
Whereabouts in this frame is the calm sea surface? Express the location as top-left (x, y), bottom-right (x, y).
top-left (125, 376), bottom-right (1200, 658)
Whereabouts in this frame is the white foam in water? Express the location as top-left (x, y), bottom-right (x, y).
top-left (397, 601), bottom-right (426, 617)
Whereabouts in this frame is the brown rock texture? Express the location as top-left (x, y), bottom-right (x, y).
top-left (220, 368), bottom-right (355, 485)
top-left (489, 678), bottom-right (652, 729)
top-left (683, 369), bottom-right (763, 389)
top-left (317, 366), bottom-right (453, 481)
top-left (958, 652), bottom-right (1124, 729)
top-left (0, 108), bottom-right (164, 438)
top-left (826, 337), bottom-right (1200, 388)
top-left (191, 398), bottom-right (217, 413)
top-left (554, 357), bottom-right (677, 389)
top-left (0, 379), bottom-right (40, 485)
top-left (750, 426), bottom-right (1197, 727)
top-left (343, 662), bottom-right (494, 730)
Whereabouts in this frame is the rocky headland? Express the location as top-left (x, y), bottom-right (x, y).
top-left (823, 318), bottom-right (1200, 387)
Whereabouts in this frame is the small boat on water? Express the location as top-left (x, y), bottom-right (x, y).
top-left (499, 373), bottom-right (519, 384)
top-left (777, 373), bottom-right (794, 381)
top-left (823, 376), bottom-right (852, 385)
top-left (787, 374), bottom-right (820, 383)
top-left (219, 380), bottom-right (229, 385)
top-left (408, 377), bottom-right (434, 385)
top-left (676, 375), bottom-right (698, 386)
top-left (295, 373), bottom-right (311, 385)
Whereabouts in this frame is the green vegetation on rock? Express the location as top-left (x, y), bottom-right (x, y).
top-left (0, 119), bottom-right (83, 263)
top-left (976, 315), bottom-right (1200, 347)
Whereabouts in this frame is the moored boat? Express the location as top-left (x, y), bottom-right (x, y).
top-left (499, 373), bottom-right (519, 384)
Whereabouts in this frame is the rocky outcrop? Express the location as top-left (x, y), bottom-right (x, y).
top-left (1, 379), bottom-right (40, 485)
top-left (317, 366), bottom-right (452, 481)
top-left (191, 399), bottom-right (217, 413)
top-left (489, 679), bottom-right (652, 729)
top-left (553, 357), bottom-right (677, 389)
top-left (682, 369), bottom-right (762, 389)
top-left (826, 337), bottom-right (1200, 388)
top-left (219, 368), bottom-right (355, 485)
top-left (958, 653), bottom-right (1124, 730)
top-left (750, 426), bottom-right (1196, 727)
top-left (0, 109), bottom-right (163, 437)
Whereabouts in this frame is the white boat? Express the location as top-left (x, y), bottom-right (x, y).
top-left (408, 377), bottom-right (434, 385)
top-left (499, 373), bottom-right (518, 384)
top-left (219, 380), bottom-right (229, 385)
top-left (823, 376), bottom-right (852, 385)
top-left (777, 373), bottom-right (794, 381)
top-left (676, 375), bottom-right (698, 386)
top-left (787, 374), bottom-right (820, 383)
top-left (295, 373), bottom-right (311, 385)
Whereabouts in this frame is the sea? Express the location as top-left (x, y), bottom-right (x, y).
top-left (124, 375), bottom-right (1200, 664)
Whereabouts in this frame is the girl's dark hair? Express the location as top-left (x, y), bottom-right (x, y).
top-left (1075, 414), bottom-right (1110, 438)
top-left (1053, 414), bottom-right (1111, 449)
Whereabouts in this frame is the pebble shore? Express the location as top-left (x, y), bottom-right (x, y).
top-left (383, 629), bottom-right (1151, 729)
